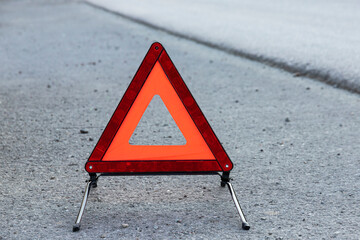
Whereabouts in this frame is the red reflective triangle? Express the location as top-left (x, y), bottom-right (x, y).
top-left (85, 42), bottom-right (233, 173)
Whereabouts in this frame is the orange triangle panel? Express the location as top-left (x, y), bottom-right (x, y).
top-left (85, 42), bottom-right (233, 174)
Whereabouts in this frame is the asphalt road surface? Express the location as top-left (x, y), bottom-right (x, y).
top-left (88, 0), bottom-right (360, 93)
top-left (1, 1), bottom-right (359, 239)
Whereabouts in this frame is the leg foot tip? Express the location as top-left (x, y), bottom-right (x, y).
top-left (220, 182), bottom-right (226, 187)
top-left (73, 224), bottom-right (80, 232)
top-left (242, 222), bottom-right (250, 230)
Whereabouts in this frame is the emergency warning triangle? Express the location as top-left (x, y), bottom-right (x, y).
top-left (85, 42), bottom-right (233, 174)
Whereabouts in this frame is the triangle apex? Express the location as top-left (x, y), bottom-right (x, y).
top-left (151, 42), bottom-right (164, 52)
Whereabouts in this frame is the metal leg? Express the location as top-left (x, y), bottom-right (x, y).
top-left (226, 182), bottom-right (250, 230)
top-left (73, 180), bottom-right (92, 232)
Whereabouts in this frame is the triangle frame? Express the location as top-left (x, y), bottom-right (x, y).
top-left (85, 42), bottom-right (233, 174)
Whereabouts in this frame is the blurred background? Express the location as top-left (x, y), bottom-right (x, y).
top-left (88, 0), bottom-right (360, 93)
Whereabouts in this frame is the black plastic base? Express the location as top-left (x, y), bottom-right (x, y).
top-left (220, 171), bottom-right (230, 187)
top-left (73, 224), bottom-right (80, 232)
top-left (89, 173), bottom-right (98, 188)
top-left (242, 222), bottom-right (250, 230)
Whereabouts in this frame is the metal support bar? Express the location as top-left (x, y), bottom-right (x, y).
top-left (73, 180), bottom-right (92, 232)
top-left (226, 182), bottom-right (250, 230)
top-left (72, 173), bottom-right (250, 232)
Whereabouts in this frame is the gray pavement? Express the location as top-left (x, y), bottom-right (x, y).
top-left (87, 0), bottom-right (360, 94)
top-left (1, 1), bottom-right (360, 239)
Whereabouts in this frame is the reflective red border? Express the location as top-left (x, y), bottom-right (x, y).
top-left (86, 160), bottom-right (221, 173)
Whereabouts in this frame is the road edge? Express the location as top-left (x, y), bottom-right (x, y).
top-left (84, 1), bottom-right (360, 95)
